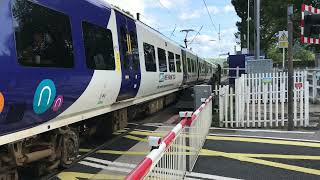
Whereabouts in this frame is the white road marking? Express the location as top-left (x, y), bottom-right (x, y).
top-left (84, 157), bottom-right (136, 168)
top-left (187, 172), bottom-right (243, 180)
top-left (209, 133), bottom-right (320, 143)
top-left (81, 157), bottom-right (243, 180)
top-left (79, 161), bottom-right (132, 173)
top-left (211, 127), bottom-right (315, 134)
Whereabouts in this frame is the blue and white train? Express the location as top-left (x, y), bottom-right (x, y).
top-left (0, 0), bottom-right (218, 177)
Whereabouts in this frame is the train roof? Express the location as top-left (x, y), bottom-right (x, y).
top-left (107, 3), bottom-right (204, 59)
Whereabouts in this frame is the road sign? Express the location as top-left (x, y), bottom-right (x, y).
top-left (262, 77), bottom-right (272, 84)
top-left (278, 31), bottom-right (288, 48)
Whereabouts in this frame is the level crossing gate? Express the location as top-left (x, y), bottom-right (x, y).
top-left (217, 71), bottom-right (310, 128)
top-left (126, 96), bottom-right (213, 180)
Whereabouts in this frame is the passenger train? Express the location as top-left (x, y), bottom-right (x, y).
top-left (0, 0), bottom-right (218, 178)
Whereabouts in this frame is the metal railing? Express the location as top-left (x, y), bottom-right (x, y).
top-left (222, 67), bottom-right (246, 80)
top-left (306, 68), bottom-right (320, 103)
top-left (125, 96), bottom-right (213, 180)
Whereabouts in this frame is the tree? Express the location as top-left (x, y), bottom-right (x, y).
top-left (232, 0), bottom-right (320, 53)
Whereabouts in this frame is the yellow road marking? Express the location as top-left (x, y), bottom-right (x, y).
top-left (198, 149), bottom-right (320, 176)
top-left (124, 135), bottom-right (148, 142)
top-left (57, 172), bottom-right (124, 180)
top-left (78, 130), bottom-right (320, 176)
top-left (229, 155), bottom-right (320, 176)
top-left (80, 147), bottom-right (320, 161)
top-left (129, 130), bottom-right (166, 137)
top-left (207, 136), bottom-right (320, 148)
top-left (200, 149), bottom-right (320, 160)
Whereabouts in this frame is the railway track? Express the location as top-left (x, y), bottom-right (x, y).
top-left (21, 104), bottom-right (181, 180)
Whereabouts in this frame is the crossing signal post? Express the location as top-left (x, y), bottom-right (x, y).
top-left (287, 5), bottom-right (294, 131)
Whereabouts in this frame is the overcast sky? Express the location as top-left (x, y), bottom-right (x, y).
top-left (103, 0), bottom-right (240, 58)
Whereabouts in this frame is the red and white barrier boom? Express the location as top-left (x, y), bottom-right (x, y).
top-left (126, 96), bottom-right (213, 180)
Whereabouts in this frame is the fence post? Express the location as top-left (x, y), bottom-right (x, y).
top-left (312, 71), bottom-right (317, 103)
top-left (236, 66), bottom-right (239, 79)
top-left (305, 81), bottom-right (310, 127)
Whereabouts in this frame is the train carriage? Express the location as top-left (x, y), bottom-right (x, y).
top-left (0, 0), bottom-right (218, 178)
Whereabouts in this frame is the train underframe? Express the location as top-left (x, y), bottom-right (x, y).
top-left (0, 93), bottom-right (178, 179)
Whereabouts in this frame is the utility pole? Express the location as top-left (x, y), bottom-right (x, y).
top-left (287, 4), bottom-right (294, 131)
top-left (247, 0), bottom-right (250, 53)
top-left (254, 0), bottom-right (260, 59)
top-left (180, 29), bottom-right (195, 48)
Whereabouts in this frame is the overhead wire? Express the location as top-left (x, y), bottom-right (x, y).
top-left (157, 0), bottom-right (183, 38)
top-left (188, 25), bottom-right (203, 46)
top-left (202, 0), bottom-right (218, 33)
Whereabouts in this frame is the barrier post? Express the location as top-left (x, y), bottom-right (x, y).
top-left (313, 71), bottom-right (317, 103)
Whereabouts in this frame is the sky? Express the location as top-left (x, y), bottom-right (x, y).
top-left (103, 0), bottom-right (240, 58)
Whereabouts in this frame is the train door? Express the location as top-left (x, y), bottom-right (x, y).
top-left (115, 11), bottom-right (141, 101)
top-left (181, 50), bottom-right (188, 84)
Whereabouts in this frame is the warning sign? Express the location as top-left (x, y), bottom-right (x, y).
top-left (279, 31), bottom-right (288, 48)
top-left (295, 82), bottom-right (303, 89)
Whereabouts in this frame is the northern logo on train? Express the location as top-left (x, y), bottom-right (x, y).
top-left (52, 95), bottom-right (63, 112)
top-left (33, 79), bottom-right (56, 114)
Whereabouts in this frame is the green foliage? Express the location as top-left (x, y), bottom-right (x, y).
top-left (232, 0), bottom-right (320, 53)
top-left (267, 42), bottom-right (315, 66)
top-left (293, 42), bottom-right (315, 61)
top-left (267, 45), bottom-right (282, 63)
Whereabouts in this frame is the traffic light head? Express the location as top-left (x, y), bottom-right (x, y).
top-left (301, 4), bottom-right (320, 44)
top-left (304, 14), bottom-right (320, 38)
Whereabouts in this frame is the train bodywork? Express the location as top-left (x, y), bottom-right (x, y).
top-left (0, 0), bottom-right (217, 177)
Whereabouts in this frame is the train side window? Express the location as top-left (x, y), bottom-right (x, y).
top-left (176, 54), bottom-right (181, 72)
top-left (143, 43), bottom-right (156, 72)
top-left (187, 58), bottom-right (191, 73)
top-left (13, 0), bottom-right (74, 68)
top-left (168, 51), bottom-right (175, 72)
top-left (158, 48), bottom-right (167, 72)
top-left (191, 59), bottom-right (195, 73)
top-left (82, 21), bottom-right (115, 70)
top-left (195, 60), bottom-right (197, 73)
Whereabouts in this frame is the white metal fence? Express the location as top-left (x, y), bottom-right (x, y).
top-left (126, 96), bottom-right (213, 180)
top-left (217, 71), bottom-right (310, 128)
top-left (306, 68), bottom-right (320, 103)
top-left (188, 97), bottom-right (212, 171)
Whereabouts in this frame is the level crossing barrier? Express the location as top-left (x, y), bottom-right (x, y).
top-left (125, 96), bottom-right (213, 180)
top-left (216, 71), bottom-right (309, 128)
